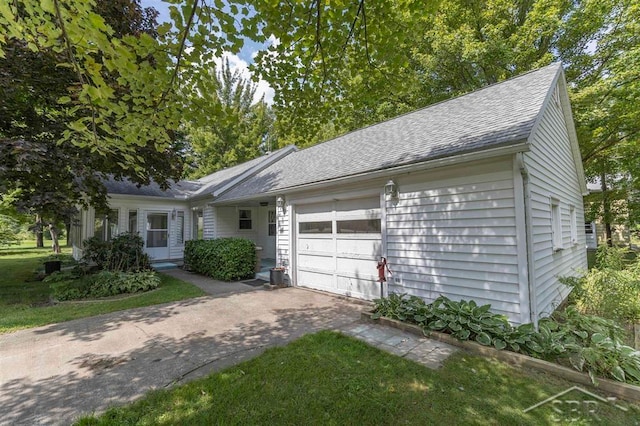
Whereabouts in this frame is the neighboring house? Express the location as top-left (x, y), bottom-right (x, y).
top-left (72, 63), bottom-right (587, 325)
top-left (584, 180), bottom-right (631, 249)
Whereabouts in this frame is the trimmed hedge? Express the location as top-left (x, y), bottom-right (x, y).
top-left (184, 238), bottom-right (256, 281)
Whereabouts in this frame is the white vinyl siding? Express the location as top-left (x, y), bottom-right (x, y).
top-left (387, 158), bottom-right (522, 321)
top-left (276, 201), bottom-right (290, 268)
top-left (203, 206), bottom-right (216, 240)
top-left (524, 84), bottom-right (587, 319)
top-left (214, 206), bottom-right (259, 244)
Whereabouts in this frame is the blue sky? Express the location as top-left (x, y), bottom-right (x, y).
top-left (139, 0), bottom-right (266, 64)
top-left (139, 0), bottom-right (274, 103)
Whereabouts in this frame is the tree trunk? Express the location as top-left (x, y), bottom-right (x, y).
top-left (66, 222), bottom-right (71, 247)
top-left (49, 224), bottom-right (60, 254)
top-left (35, 214), bottom-right (43, 248)
top-left (601, 171), bottom-right (613, 247)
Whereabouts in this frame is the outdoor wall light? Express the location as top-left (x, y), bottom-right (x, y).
top-left (276, 195), bottom-right (286, 212)
top-left (171, 208), bottom-right (177, 219)
top-left (384, 179), bottom-right (398, 200)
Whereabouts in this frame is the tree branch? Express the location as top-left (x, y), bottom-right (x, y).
top-left (52, 0), bottom-right (99, 146)
top-left (157, 0), bottom-right (199, 109)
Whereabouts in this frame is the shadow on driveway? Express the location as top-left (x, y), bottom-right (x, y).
top-left (0, 288), bottom-right (368, 425)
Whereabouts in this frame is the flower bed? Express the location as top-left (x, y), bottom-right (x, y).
top-left (372, 294), bottom-right (640, 388)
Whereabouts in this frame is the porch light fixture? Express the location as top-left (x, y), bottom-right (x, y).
top-left (384, 179), bottom-right (398, 200)
top-left (171, 208), bottom-right (177, 219)
top-left (276, 196), bottom-right (286, 212)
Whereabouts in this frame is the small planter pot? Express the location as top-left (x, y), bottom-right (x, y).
top-left (44, 260), bottom-right (62, 275)
top-left (270, 268), bottom-right (285, 286)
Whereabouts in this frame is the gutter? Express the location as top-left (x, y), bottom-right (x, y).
top-left (214, 141), bottom-right (531, 204)
top-left (517, 152), bottom-right (538, 327)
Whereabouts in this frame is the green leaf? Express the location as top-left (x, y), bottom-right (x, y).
top-left (456, 329), bottom-right (471, 340)
top-left (611, 366), bottom-right (626, 382)
top-left (429, 320), bottom-right (446, 330)
top-left (58, 96), bottom-right (72, 105)
top-left (591, 333), bottom-right (606, 344)
top-left (475, 332), bottom-right (491, 346)
top-left (493, 339), bottom-right (507, 350)
top-left (527, 341), bottom-right (544, 353)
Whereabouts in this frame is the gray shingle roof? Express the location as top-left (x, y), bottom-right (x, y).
top-left (103, 176), bottom-right (200, 199)
top-left (105, 146), bottom-right (296, 198)
top-left (215, 63), bottom-right (562, 202)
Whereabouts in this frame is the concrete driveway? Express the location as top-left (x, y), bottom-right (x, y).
top-left (0, 288), bottom-right (369, 425)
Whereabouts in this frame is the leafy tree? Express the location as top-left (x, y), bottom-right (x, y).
top-left (246, 0), bottom-right (433, 147)
top-left (0, 0), bottom-right (186, 249)
top-left (185, 57), bottom-right (274, 177)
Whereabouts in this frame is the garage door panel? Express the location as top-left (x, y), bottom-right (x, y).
top-left (298, 253), bottom-right (333, 269)
top-left (296, 197), bottom-right (381, 301)
top-left (298, 237), bottom-right (334, 252)
top-left (336, 275), bottom-right (380, 300)
top-left (336, 238), bottom-right (382, 257)
top-left (336, 257), bottom-right (378, 275)
top-left (298, 270), bottom-right (334, 290)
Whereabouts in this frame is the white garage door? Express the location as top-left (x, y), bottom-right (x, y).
top-left (295, 198), bottom-right (382, 300)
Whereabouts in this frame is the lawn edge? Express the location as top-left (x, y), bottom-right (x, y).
top-left (361, 311), bottom-right (640, 403)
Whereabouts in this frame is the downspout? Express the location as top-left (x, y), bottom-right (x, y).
top-left (517, 153), bottom-right (538, 327)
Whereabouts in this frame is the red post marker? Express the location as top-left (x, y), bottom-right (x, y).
top-left (376, 257), bottom-right (392, 298)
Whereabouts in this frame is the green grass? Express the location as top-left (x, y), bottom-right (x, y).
top-left (0, 242), bottom-right (206, 334)
top-left (77, 331), bottom-right (640, 425)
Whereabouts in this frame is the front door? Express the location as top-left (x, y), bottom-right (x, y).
top-left (146, 212), bottom-right (170, 260)
top-left (264, 208), bottom-right (277, 259)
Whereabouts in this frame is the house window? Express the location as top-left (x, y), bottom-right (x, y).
top-left (585, 222), bottom-right (594, 234)
top-left (94, 209), bottom-right (119, 241)
top-left (337, 219), bottom-right (381, 233)
top-left (128, 210), bottom-right (138, 234)
top-left (551, 198), bottom-right (562, 251)
top-left (192, 209), bottom-right (204, 239)
top-left (176, 211), bottom-right (185, 245)
top-left (299, 221), bottom-right (333, 234)
top-left (569, 205), bottom-right (577, 245)
top-left (239, 209), bottom-right (252, 230)
top-left (268, 209), bottom-right (276, 236)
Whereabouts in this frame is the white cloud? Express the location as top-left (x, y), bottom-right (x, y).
top-left (214, 52), bottom-right (275, 105)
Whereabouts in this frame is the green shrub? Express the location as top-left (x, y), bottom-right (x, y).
top-left (88, 270), bottom-right (160, 297)
top-left (43, 270), bottom-right (82, 283)
top-left (185, 238), bottom-right (256, 281)
top-left (82, 236), bottom-right (111, 269)
top-left (82, 233), bottom-right (150, 272)
top-left (562, 245), bottom-right (640, 324)
top-left (50, 271), bottom-right (160, 301)
top-left (50, 279), bottom-right (91, 301)
top-left (373, 294), bottom-right (640, 385)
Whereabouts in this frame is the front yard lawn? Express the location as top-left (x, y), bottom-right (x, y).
top-left (77, 331), bottom-right (639, 425)
top-left (0, 243), bottom-right (205, 334)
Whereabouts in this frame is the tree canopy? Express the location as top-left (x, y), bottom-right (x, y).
top-left (184, 57), bottom-right (274, 178)
top-left (1, 0), bottom-right (638, 238)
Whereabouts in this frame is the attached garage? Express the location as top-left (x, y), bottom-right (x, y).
top-left (295, 197), bottom-right (382, 300)
top-left (208, 63), bottom-right (588, 326)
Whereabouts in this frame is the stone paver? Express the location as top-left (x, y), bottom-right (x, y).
top-left (341, 322), bottom-right (459, 369)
